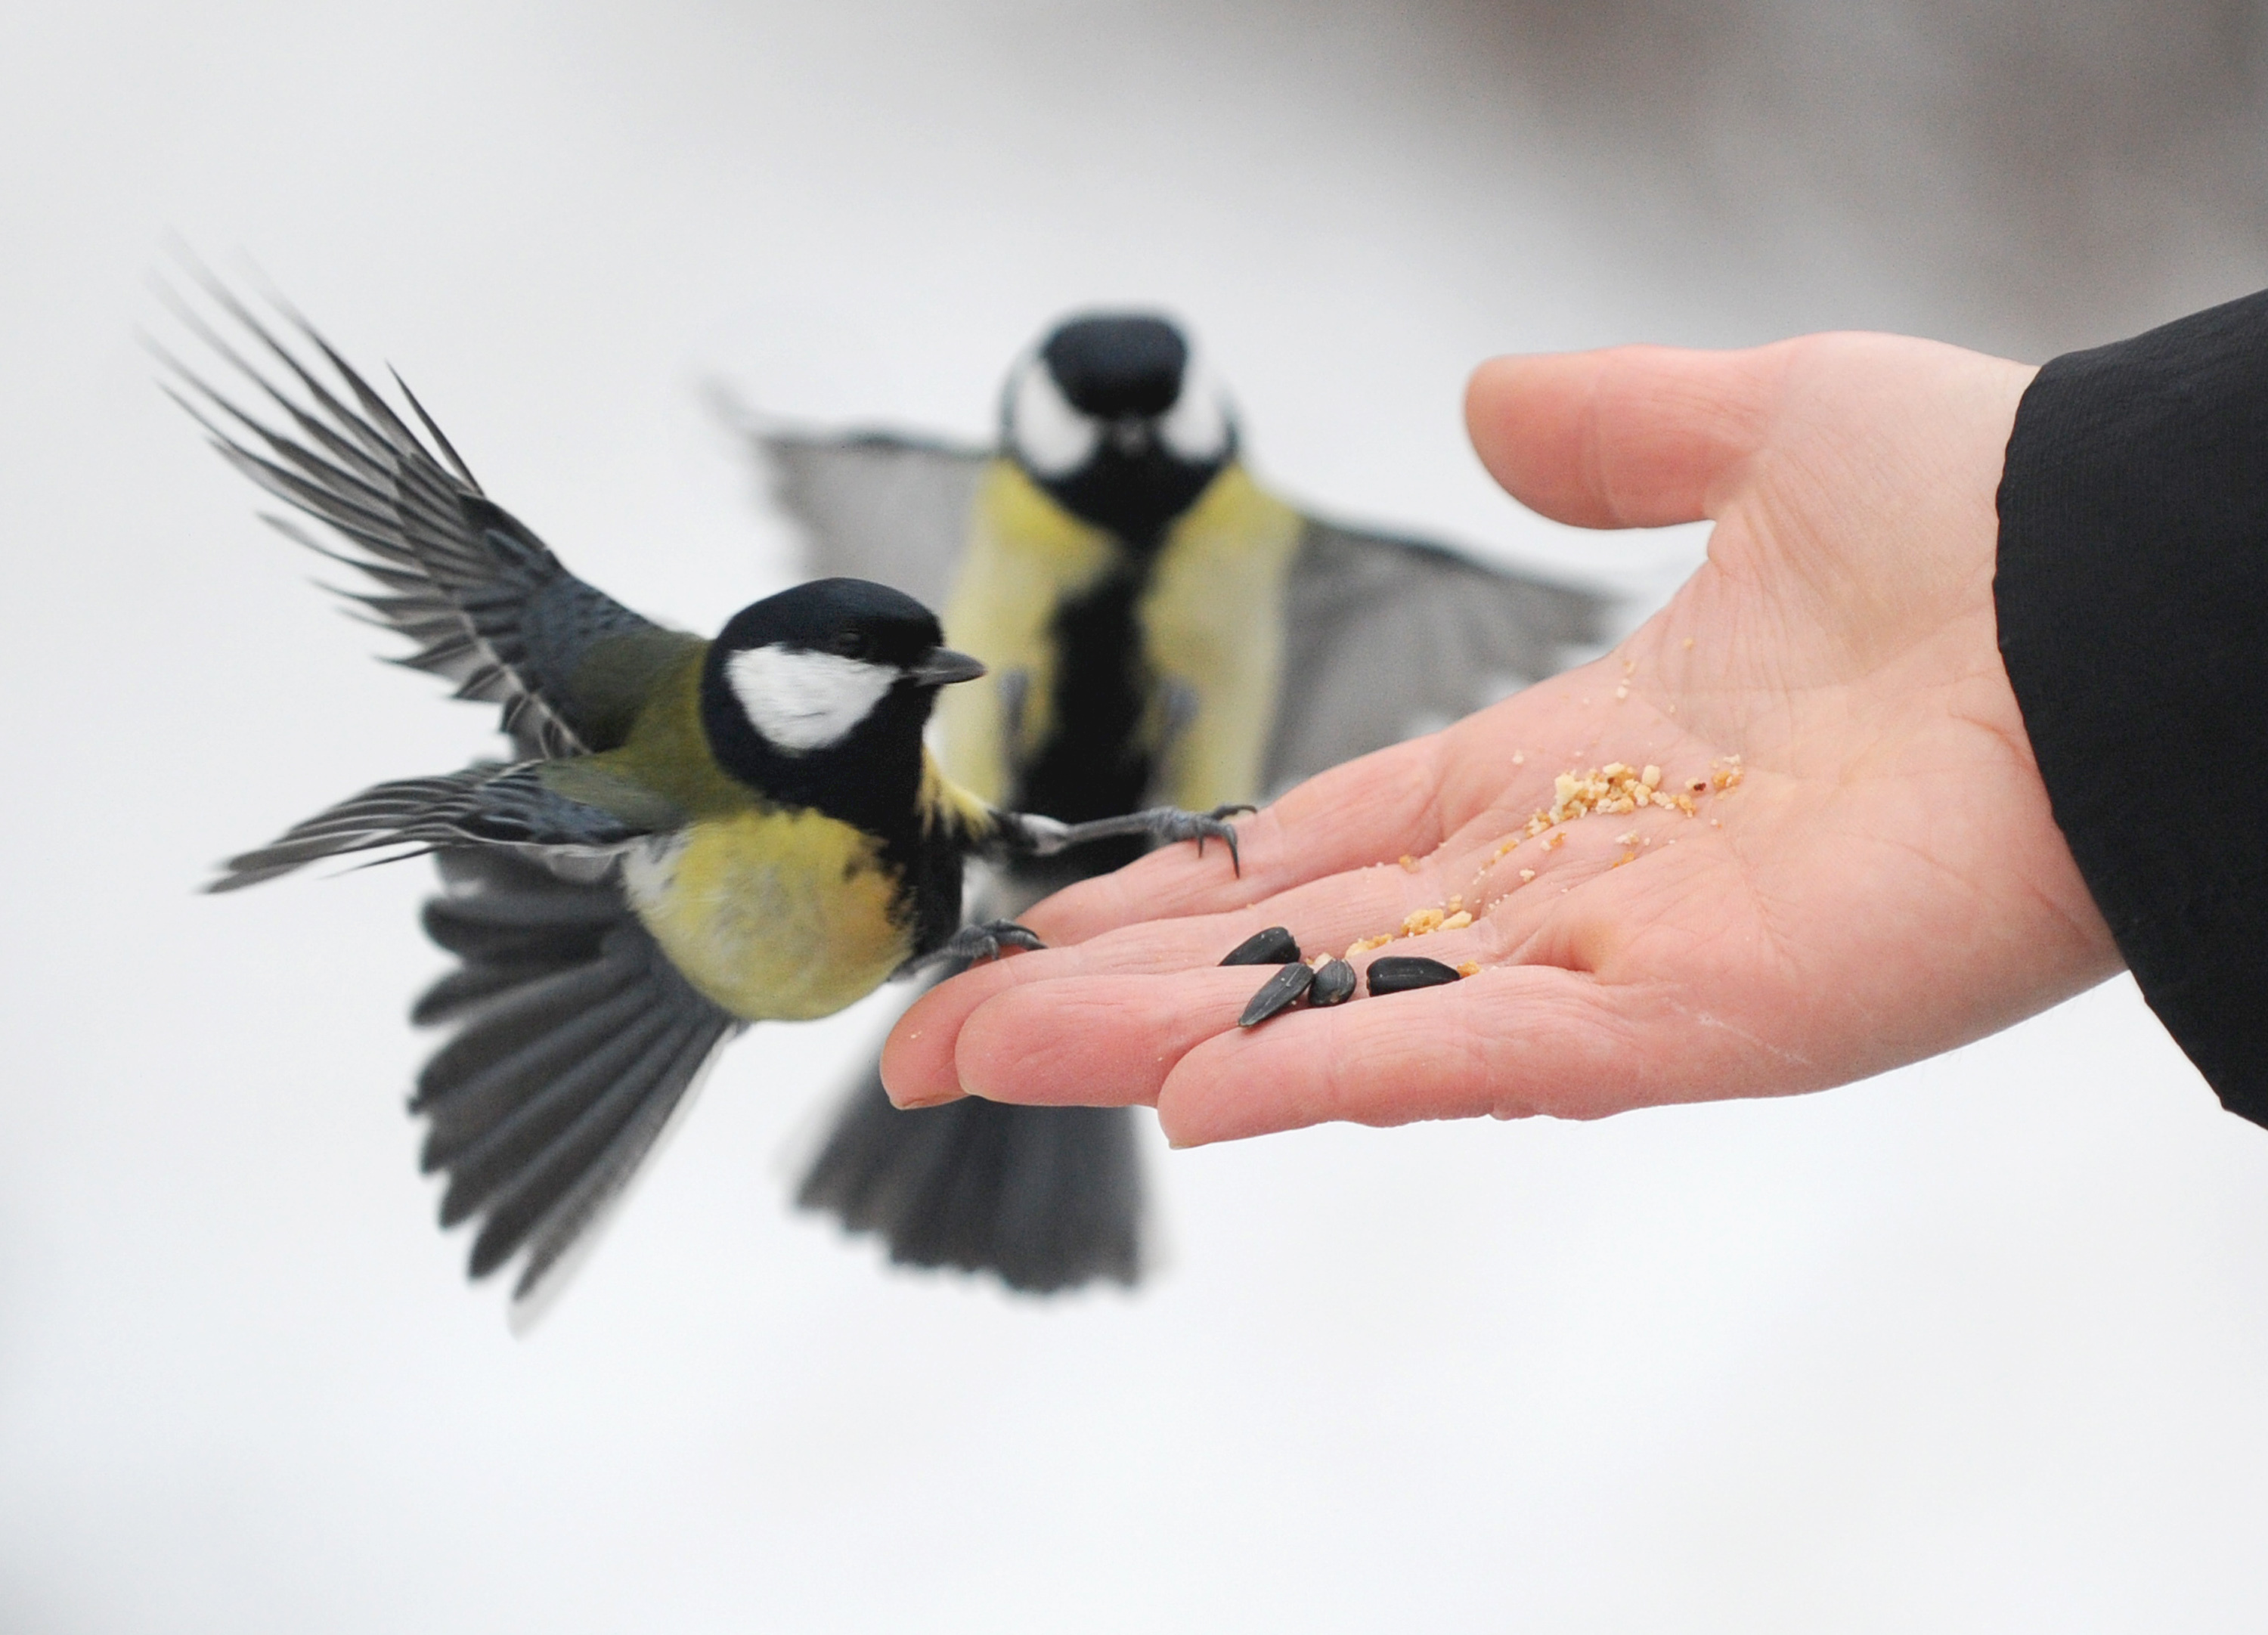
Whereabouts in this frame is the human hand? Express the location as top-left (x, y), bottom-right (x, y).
top-left (882, 333), bottom-right (2124, 1145)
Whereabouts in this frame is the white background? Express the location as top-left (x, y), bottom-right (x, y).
top-left (5, 2), bottom-right (2268, 1630)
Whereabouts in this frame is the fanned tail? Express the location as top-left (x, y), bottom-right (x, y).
top-left (797, 995), bottom-right (1144, 1294)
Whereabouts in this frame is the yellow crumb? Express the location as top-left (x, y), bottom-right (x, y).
top-left (1456, 961), bottom-right (1481, 978)
top-left (1398, 854), bottom-right (1420, 873)
top-left (1641, 764), bottom-right (1662, 788)
top-left (1440, 910), bottom-right (1473, 932)
top-left (1346, 934), bottom-right (1393, 958)
top-left (1402, 908), bottom-right (1446, 937)
top-left (1544, 831), bottom-right (1566, 850)
top-left (1683, 637), bottom-right (1695, 650)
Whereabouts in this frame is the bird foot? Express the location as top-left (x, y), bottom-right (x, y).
top-left (1035, 804), bottom-right (1253, 875)
top-left (900, 918), bottom-right (1046, 978)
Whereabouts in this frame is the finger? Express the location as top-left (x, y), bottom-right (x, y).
top-left (944, 915), bottom-right (1515, 1114)
top-left (1464, 343), bottom-right (1780, 530)
top-left (953, 968), bottom-right (1264, 1108)
top-left (1153, 962), bottom-right (1776, 1147)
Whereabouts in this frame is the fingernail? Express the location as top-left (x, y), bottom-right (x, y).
top-left (891, 1089), bottom-right (967, 1110)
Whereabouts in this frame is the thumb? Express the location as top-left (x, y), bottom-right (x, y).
top-left (1464, 342), bottom-right (1780, 531)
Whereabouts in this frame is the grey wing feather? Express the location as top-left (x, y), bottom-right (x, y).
top-left (207, 763), bottom-right (668, 891)
top-left (1263, 516), bottom-right (1616, 794)
top-left (159, 271), bottom-right (658, 758)
top-left (736, 419), bottom-right (988, 609)
top-left (407, 851), bottom-right (738, 1315)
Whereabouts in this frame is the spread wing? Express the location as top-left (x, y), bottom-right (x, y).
top-left (728, 413), bottom-right (988, 609)
top-left (1263, 516), bottom-right (1615, 794)
top-left (206, 761), bottom-right (679, 893)
top-left (162, 274), bottom-right (677, 759)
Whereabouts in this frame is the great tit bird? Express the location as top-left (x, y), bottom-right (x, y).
top-left (168, 281), bottom-right (1241, 1316)
top-left (732, 312), bottom-right (1611, 1296)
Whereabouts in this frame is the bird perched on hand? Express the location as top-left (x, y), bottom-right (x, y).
top-left (167, 278), bottom-right (1241, 1318)
top-left (733, 311), bottom-right (1611, 1296)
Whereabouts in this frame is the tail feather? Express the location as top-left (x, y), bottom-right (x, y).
top-left (798, 1059), bottom-right (1144, 1293)
top-left (413, 952), bottom-right (649, 1119)
top-left (469, 1017), bottom-right (717, 1284)
top-left (504, 1023), bottom-right (726, 1305)
top-left (408, 850), bottom-right (736, 1308)
top-left (435, 1002), bottom-right (679, 1222)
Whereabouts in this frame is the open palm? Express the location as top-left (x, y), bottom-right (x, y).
top-left (882, 333), bottom-right (2124, 1146)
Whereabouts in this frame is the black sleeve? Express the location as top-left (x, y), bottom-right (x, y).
top-left (1996, 290), bottom-right (2268, 1123)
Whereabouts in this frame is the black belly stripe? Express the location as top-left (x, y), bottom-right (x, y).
top-left (1016, 564), bottom-right (1154, 875)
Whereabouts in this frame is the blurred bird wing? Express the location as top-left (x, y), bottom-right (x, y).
top-left (411, 850), bottom-right (738, 1324)
top-left (208, 761), bottom-right (683, 892)
top-left (733, 417), bottom-right (989, 610)
top-left (161, 273), bottom-right (674, 759)
top-left (1262, 516), bottom-right (1616, 794)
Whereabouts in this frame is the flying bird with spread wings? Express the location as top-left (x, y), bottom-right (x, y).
top-left (169, 277), bottom-right (1242, 1318)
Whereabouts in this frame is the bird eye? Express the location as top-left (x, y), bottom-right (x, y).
top-left (830, 630), bottom-right (871, 659)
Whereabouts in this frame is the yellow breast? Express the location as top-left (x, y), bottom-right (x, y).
top-left (620, 807), bottom-right (912, 1023)
top-left (933, 458), bottom-right (1304, 812)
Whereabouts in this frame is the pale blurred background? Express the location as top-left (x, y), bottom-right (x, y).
top-left (5, 2), bottom-right (2268, 1630)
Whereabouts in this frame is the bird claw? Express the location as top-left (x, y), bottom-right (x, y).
top-left (1144, 804), bottom-right (1251, 875)
top-left (901, 918), bottom-right (1046, 977)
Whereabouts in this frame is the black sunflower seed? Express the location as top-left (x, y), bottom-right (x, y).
top-left (1238, 961), bottom-right (1316, 1027)
top-left (1308, 958), bottom-right (1357, 1007)
top-left (1220, 925), bottom-right (1300, 966)
top-left (1365, 955), bottom-right (1462, 996)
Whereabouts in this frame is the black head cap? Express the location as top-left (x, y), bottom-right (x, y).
top-left (1041, 314), bottom-right (1189, 419)
top-left (711, 576), bottom-right (943, 667)
top-left (1007, 311), bottom-right (1235, 545)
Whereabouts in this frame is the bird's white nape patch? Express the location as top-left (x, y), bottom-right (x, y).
top-left (1159, 355), bottom-right (1232, 464)
top-left (1007, 355), bottom-right (1099, 477)
top-left (726, 644), bottom-right (897, 752)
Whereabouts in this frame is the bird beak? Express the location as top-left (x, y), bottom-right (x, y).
top-left (910, 648), bottom-right (987, 687)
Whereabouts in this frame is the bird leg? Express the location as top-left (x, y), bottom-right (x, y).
top-left (999, 804), bottom-right (1253, 875)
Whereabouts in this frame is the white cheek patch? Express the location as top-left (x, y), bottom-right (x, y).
top-left (1159, 357), bottom-right (1232, 464)
top-left (726, 645), bottom-right (897, 752)
top-left (1008, 358), bottom-right (1100, 477)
